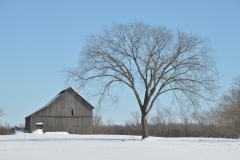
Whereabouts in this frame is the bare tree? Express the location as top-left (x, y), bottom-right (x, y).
top-left (0, 122), bottom-right (11, 135)
top-left (192, 109), bottom-right (205, 136)
top-left (150, 107), bottom-right (165, 136)
top-left (179, 106), bottom-right (193, 136)
top-left (234, 76), bottom-right (240, 86)
top-left (0, 108), bottom-right (4, 117)
top-left (92, 111), bottom-right (104, 134)
top-left (150, 107), bottom-right (176, 136)
top-left (65, 22), bottom-right (218, 139)
top-left (125, 111), bottom-right (142, 135)
top-left (164, 107), bottom-right (176, 136)
top-left (104, 119), bottom-right (116, 134)
top-left (203, 108), bottom-right (217, 137)
top-left (219, 85), bottom-right (240, 138)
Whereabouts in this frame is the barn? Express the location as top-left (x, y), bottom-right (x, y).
top-left (25, 87), bottom-right (94, 134)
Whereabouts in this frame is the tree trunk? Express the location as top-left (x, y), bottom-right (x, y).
top-left (141, 113), bottom-right (149, 139)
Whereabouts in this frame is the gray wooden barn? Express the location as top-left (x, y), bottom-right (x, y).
top-left (25, 87), bottom-right (94, 134)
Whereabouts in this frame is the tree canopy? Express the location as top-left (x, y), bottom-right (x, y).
top-left (65, 22), bottom-right (218, 139)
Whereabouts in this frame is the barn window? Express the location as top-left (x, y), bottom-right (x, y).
top-left (72, 109), bottom-right (73, 116)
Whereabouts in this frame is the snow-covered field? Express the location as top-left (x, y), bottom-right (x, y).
top-left (0, 134), bottom-right (240, 160)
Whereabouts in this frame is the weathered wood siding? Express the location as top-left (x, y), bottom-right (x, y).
top-left (25, 88), bottom-right (93, 134)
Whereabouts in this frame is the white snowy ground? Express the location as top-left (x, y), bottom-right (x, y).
top-left (0, 134), bottom-right (240, 160)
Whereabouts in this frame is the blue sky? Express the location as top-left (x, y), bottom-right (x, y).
top-left (0, 0), bottom-right (240, 126)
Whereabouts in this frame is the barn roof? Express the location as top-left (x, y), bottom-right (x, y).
top-left (25, 87), bottom-right (94, 118)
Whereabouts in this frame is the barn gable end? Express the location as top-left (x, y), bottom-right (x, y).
top-left (25, 87), bottom-right (94, 134)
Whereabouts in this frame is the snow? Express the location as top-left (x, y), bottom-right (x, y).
top-left (14, 130), bottom-right (25, 134)
top-left (0, 134), bottom-right (240, 160)
top-left (45, 132), bottom-right (69, 134)
top-left (32, 129), bottom-right (43, 134)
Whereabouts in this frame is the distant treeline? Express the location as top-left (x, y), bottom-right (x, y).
top-left (0, 123), bottom-right (25, 135)
top-left (93, 104), bottom-right (240, 138)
